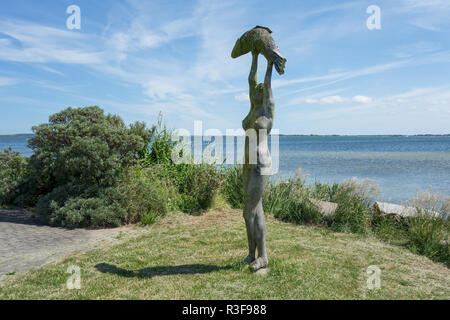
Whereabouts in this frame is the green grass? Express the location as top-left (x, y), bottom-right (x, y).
top-left (0, 209), bottom-right (449, 299)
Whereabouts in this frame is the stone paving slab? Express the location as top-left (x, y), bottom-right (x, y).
top-left (0, 209), bottom-right (143, 280)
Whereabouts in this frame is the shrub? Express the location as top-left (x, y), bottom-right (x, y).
top-left (113, 167), bottom-right (179, 224)
top-left (0, 148), bottom-right (28, 206)
top-left (35, 166), bottom-right (178, 228)
top-left (27, 106), bottom-right (151, 198)
top-left (12, 106), bottom-right (155, 227)
top-left (222, 165), bottom-right (244, 209)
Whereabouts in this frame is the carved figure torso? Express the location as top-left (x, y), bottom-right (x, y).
top-left (243, 53), bottom-right (274, 174)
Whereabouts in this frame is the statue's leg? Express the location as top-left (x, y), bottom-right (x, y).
top-left (243, 165), bottom-right (256, 263)
top-left (255, 199), bottom-right (267, 260)
top-left (244, 169), bottom-right (269, 271)
top-left (250, 174), bottom-right (269, 271)
top-left (243, 205), bottom-right (257, 263)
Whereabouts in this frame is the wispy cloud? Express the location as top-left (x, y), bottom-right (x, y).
top-left (394, 0), bottom-right (450, 32)
top-left (274, 60), bottom-right (411, 91)
top-left (0, 76), bottom-right (18, 86)
top-left (286, 85), bottom-right (450, 129)
top-left (0, 19), bottom-right (102, 64)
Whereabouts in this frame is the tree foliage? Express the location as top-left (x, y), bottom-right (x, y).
top-left (0, 148), bottom-right (28, 205)
top-left (27, 106), bottom-right (151, 192)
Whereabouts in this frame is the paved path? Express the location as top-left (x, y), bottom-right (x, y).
top-left (0, 209), bottom-right (142, 279)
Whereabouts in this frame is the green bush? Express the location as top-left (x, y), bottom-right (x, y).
top-left (35, 166), bottom-right (178, 228)
top-left (0, 148), bottom-right (28, 206)
top-left (222, 165), bottom-right (244, 209)
top-left (11, 106), bottom-right (155, 227)
top-left (26, 106), bottom-right (151, 197)
top-left (113, 167), bottom-right (179, 223)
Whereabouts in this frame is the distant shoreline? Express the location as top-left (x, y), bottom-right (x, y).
top-left (0, 134), bottom-right (34, 138)
top-left (1, 133), bottom-right (449, 138)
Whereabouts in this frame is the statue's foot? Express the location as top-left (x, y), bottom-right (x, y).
top-left (250, 257), bottom-right (268, 271)
top-left (243, 255), bottom-right (255, 264)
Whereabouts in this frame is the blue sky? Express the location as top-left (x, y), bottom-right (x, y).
top-left (0, 0), bottom-right (449, 135)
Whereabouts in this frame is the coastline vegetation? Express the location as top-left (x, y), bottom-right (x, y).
top-left (0, 106), bottom-right (448, 266)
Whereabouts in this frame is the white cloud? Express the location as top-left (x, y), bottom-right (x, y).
top-left (305, 98), bottom-right (318, 104)
top-left (320, 95), bottom-right (345, 104)
top-left (234, 92), bottom-right (249, 102)
top-left (352, 95), bottom-right (373, 104)
top-left (286, 85), bottom-right (450, 127)
top-left (303, 95), bottom-right (346, 104)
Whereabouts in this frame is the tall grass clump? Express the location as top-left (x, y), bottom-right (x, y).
top-left (222, 164), bottom-right (244, 209)
top-left (140, 117), bottom-right (224, 214)
top-left (405, 192), bottom-right (449, 265)
top-left (263, 173), bottom-right (379, 231)
top-left (263, 170), bottom-right (322, 225)
top-left (328, 178), bottom-right (380, 235)
top-left (372, 214), bottom-right (409, 244)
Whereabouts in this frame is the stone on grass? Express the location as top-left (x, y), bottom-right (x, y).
top-left (254, 267), bottom-right (270, 275)
top-left (308, 198), bottom-right (338, 217)
top-left (374, 202), bottom-right (440, 218)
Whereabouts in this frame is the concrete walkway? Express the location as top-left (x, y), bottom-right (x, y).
top-left (0, 209), bottom-right (141, 279)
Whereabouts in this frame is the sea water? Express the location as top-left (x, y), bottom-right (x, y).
top-left (1, 134), bottom-right (449, 203)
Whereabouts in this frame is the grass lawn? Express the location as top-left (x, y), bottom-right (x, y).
top-left (0, 208), bottom-right (449, 299)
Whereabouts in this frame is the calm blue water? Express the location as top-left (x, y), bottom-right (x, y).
top-left (1, 134), bottom-right (449, 203)
top-left (0, 134), bottom-right (34, 157)
top-left (277, 135), bottom-right (450, 203)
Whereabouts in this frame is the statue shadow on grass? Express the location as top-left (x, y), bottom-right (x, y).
top-left (95, 262), bottom-right (233, 279)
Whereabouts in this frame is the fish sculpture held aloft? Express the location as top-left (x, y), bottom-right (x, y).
top-left (231, 26), bottom-right (287, 74)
